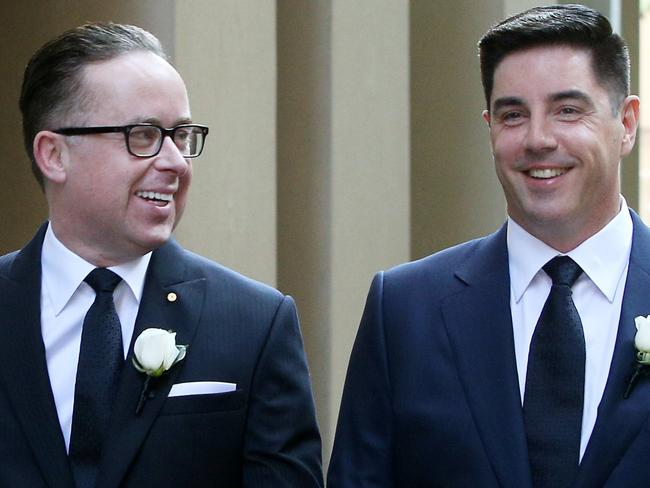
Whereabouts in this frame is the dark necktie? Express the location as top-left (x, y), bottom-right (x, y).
top-left (523, 256), bottom-right (585, 488)
top-left (69, 268), bottom-right (124, 488)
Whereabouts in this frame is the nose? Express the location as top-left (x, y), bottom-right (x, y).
top-left (154, 135), bottom-right (190, 176)
top-left (524, 113), bottom-right (557, 153)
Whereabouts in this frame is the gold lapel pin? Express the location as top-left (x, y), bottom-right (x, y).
top-left (166, 292), bottom-right (178, 303)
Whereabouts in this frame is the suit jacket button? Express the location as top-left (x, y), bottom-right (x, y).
top-left (167, 292), bottom-right (177, 302)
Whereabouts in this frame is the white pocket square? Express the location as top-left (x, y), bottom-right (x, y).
top-left (168, 381), bottom-right (237, 397)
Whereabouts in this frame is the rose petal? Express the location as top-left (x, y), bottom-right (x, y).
top-left (133, 328), bottom-right (186, 376)
top-left (635, 315), bottom-right (650, 331)
top-left (135, 328), bottom-right (172, 371)
top-left (636, 328), bottom-right (650, 352)
top-left (162, 333), bottom-right (181, 370)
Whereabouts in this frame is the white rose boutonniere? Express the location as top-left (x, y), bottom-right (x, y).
top-left (132, 328), bottom-right (187, 414)
top-left (625, 316), bottom-right (650, 398)
top-left (133, 328), bottom-right (187, 376)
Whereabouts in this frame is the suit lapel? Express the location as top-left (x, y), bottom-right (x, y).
top-left (0, 224), bottom-right (75, 487)
top-left (441, 225), bottom-right (532, 488)
top-left (576, 212), bottom-right (650, 487)
top-left (96, 240), bottom-right (206, 488)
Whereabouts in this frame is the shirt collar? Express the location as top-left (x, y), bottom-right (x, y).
top-left (507, 197), bottom-right (632, 303)
top-left (41, 223), bottom-right (152, 316)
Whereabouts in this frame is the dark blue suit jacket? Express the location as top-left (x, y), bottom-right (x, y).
top-left (328, 211), bottom-right (650, 487)
top-left (0, 224), bottom-right (323, 487)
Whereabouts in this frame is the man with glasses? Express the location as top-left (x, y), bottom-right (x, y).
top-left (0, 23), bottom-right (322, 488)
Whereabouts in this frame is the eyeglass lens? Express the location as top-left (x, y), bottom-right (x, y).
top-left (128, 125), bottom-right (205, 157)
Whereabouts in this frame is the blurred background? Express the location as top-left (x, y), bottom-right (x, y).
top-left (0, 0), bottom-right (643, 468)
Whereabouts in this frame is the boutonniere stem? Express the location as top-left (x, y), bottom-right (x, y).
top-left (132, 328), bottom-right (187, 414)
top-left (625, 363), bottom-right (646, 399)
top-left (135, 376), bottom-right (153, 415)
top-left (625, 316), bottom-right (650, 399)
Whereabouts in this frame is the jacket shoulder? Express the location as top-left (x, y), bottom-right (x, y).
top-left (178, 247), bottom-right (286, 305)
top-left (387, 232), bottom-right (499, 281)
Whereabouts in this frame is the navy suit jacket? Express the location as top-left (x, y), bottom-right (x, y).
top-left (328, 211), bottom-right (650, 487)
top-left (0, 224), bottom-right (323, 487)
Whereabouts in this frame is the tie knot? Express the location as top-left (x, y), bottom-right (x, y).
top-left (84, 268), bottom-right (122, 293)
top-left (542, 256), bottom-right (582, 287)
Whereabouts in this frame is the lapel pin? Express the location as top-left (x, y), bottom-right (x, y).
top-left (166, 292), bottom-right (177, 303)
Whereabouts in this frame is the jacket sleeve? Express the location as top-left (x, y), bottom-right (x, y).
top-left (328, 272), bottom-right (395, 487)
top-left (242, 295), bottom-right (323, 487)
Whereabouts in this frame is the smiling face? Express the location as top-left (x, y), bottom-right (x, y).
top-left (47, 51), bottom-right (193, 266)
top-left (484, 45), bottom-right (638, 252)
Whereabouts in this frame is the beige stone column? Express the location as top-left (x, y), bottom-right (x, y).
top-left (410, 0), bottom-right (507, 260)
top-left (277, 0), bottom-right (410, 462)
top-left (173, 1), bottom-right (278, 286)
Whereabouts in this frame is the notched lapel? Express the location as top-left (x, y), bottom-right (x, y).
top-left (96, 242), bottom-right (207, 488)
top-left (441, 227), bottom-right (532, 488)
top-left (577, 213), bottom-right (650, 487)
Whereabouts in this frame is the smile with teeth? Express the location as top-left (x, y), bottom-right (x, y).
top-left (136, 190), bottom-right (173, 203)
top-left (528, 168), bottom-right (567, 179)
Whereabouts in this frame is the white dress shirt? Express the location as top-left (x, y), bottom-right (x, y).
top-left (40, 223), bottom-right (151, 451)
top-left (507, 199), bottom-right (632, 460)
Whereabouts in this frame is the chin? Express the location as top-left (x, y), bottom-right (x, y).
top-left (135, 229), bottom-right (174, 252)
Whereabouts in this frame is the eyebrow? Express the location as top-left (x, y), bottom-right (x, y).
top-left (135, 116), bottom-right (194, 126)
top-left (548, 89), bottom-right (595, 108)
top-left (492, 96), bottom-right (524, 113)
top-left (491, 90), bottom-right (595, 113)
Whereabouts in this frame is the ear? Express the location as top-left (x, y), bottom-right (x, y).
top-left (33, 131), bottom-right (68, 185)
top-left (620, 95), bottom-right (640, 157)
top-left (482, 109), bottom-right (491, 127)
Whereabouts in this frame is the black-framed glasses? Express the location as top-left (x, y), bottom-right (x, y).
top-left (53, 123), bottom-right (209, 158)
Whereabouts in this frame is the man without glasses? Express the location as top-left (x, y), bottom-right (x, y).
top-left (0, 22), bottom-right (322, 488)
top-left (329, 4), bottom-right (647, 487)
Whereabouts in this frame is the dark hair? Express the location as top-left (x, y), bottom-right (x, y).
top-left (478, 4), bottom-right (629, 111)
top-left (20, 23), bottom-right (167, 188)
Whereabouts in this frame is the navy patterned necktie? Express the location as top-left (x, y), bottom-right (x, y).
top-left (523, 256), bottom-right (585, 488)
top-left (69, 268), bottom-right (124, 488)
